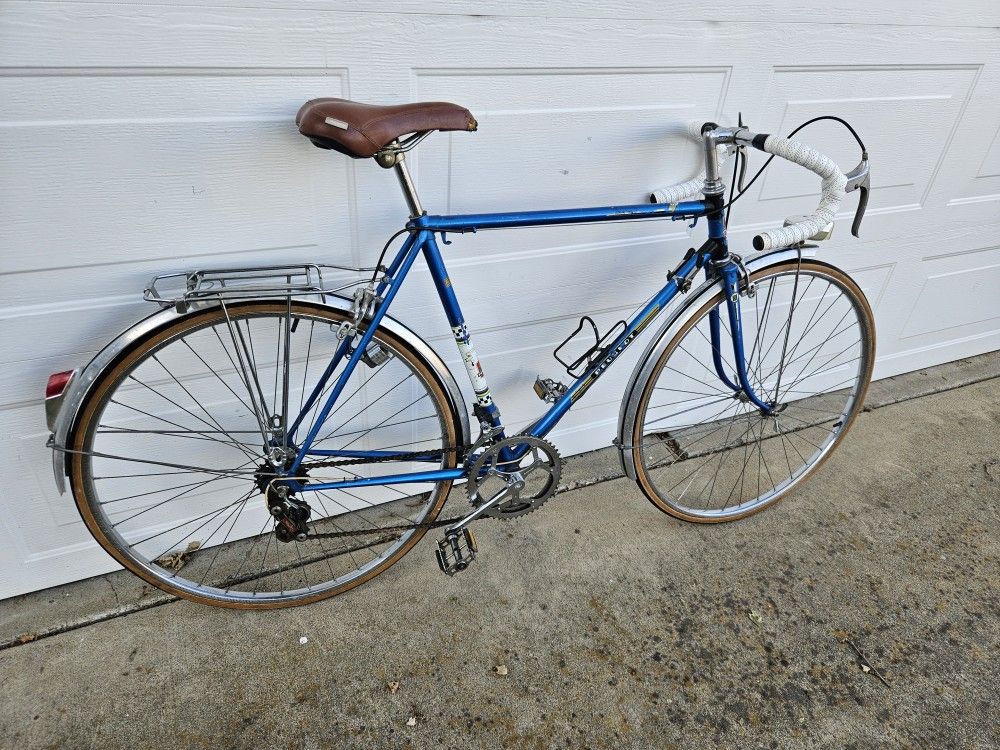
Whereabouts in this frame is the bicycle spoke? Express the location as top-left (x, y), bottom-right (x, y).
top-left (107, 398), bottom-right (257, 458)
top-left (198, 491), bottom-right (253, 586)
top-left (304, 358), bottom-right (392, 444)
top-left (75, 302), bottom-right (455, 606)
top-left (636, 266), bottom-right (870, 519)
top-left (111, 465), bottom-right (252, 529)
top-left (314, 371), bottom-right (416, 445)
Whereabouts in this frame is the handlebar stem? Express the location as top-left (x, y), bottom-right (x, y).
top-left (701, 126), bottom-right (750, 195)
top-left (701, 127), bottom-right (735, 195)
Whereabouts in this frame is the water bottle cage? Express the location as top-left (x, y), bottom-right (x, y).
top-left (553, 315), bottom-right (627, 378)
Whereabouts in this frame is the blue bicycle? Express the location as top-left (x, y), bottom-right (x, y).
top-left (46, 97), bottom-right (873, 607)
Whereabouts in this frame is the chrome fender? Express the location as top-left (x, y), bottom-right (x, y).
top-left (615, 247), bottom-right (820, 480)
top-left (49, 297), bottom-right (471, 494)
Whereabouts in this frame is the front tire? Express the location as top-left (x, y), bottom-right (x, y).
top-left (630, 261), bottom-right (875, 522)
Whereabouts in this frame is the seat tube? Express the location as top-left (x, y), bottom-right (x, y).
top-left (421, 234), bottom-right (503, 428)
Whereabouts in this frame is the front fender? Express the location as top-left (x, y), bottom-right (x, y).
top-left (615, 247), bottom-right (820, 480)
top-left (49, 297), bottom-right (470, 494)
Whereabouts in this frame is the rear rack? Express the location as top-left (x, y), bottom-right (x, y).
top-left (143, 263), bottom-right (377, 312)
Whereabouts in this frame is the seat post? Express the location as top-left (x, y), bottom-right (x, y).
top-left (392, 154), bottom-right (424, 217)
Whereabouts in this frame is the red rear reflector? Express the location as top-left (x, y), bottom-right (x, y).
top-left (46, 370), bottom-right (74, 399)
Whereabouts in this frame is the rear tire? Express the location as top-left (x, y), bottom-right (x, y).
top-left (69, 300), bottom-right (461, 608)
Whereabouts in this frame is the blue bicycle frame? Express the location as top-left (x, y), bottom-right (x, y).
top-left (280, 194), bottom-right (769, 495)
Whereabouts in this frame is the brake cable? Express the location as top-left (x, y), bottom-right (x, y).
top-left (720, 115), bottom-right (867, 215)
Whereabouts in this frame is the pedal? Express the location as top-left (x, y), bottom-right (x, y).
top-left (435, 528), bottom-right (478, 576)
top-left (533, 376), bottom-right (568, 403)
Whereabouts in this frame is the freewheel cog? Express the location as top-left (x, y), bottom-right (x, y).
top-left (467, 436), bottom-right (562, 519)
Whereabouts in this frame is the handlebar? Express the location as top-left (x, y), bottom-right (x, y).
top-left (649, 139), bottom-right (736, 205)
top-left (738, 130), bottom-right (847, 251)
top-left (650, 122), bottom-right (870, 251)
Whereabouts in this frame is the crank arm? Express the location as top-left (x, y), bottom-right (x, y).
top-left (446, 478), bottom-right (524, 535)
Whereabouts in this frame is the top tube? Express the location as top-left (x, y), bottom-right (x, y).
top-left (412, 200), bottom-right (706, 232)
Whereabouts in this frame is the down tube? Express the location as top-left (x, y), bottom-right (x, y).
top-left (527, 250), bottom-right (703, 438)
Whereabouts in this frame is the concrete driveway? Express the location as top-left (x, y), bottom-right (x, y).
top-left (1, 360), bottom-right (997, 749)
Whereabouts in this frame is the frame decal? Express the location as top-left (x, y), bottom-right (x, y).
top-left (452, 323), bottom-right (493, 406)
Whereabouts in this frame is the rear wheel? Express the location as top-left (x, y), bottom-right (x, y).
top-left (69, 300), bottom-right (460, 608)
top-left (630, 261), bottom-right (875, 522)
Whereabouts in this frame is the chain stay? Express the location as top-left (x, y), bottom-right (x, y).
top-left (279, 427), bottom-right (524, 539)
top-left (300, 442), bottom-right (473, 471)
top-left (290, 442), bottom-right (475, 540)
top-left (307, 514), bottom-right (467, 540)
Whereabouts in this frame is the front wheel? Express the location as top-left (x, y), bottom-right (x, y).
top-left (69, 300), bottom-right (461, 608)
top-left (630, 260), bottom-right (875, 522)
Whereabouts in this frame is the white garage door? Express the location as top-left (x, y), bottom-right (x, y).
top-left (2, 2), bottom-right (998, 597)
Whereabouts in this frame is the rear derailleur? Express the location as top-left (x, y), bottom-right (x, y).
top-left (256, 464), bottom-right (311, 543)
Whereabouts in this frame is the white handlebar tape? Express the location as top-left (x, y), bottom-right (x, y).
top-left (685, 119), bottom-right (709, 141)
top-left (650, 176), bottom-right (705, 205)
top-left (752, 135), bottom-right (847, 251)
top-left (649, 142), bottom-right (734, 205)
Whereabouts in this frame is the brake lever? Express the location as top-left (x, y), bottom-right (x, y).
top-left (737, 145), bottom-right (748, 193)
top-left (844, 157), bottom-right (870, 238)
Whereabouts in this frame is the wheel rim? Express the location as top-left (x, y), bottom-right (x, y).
top-left (72, 302), bottom-right (455, 605)
top-left (634, 264), bottom-right (874, 520)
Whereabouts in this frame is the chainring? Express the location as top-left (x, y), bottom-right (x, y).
top-left (467, 436), bottom-right (562, 519)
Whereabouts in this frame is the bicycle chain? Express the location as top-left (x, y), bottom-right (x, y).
top-left (293, 443), bottom-right (477, 540)
top-left (300, 443), bottom-right (473, 472)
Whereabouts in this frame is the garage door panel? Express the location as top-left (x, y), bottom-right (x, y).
top-left (946, 121), bottom-right (1000, 211)
top-left (757, 65), bottom-right (980, 218)
top-left (0, 71), bottom-right (352, 275)
top-left (839, 263), bottom-right (896, 316)
top-left (0, 242), bottom-right (334, 314)
top-left (900, 245), bottom-right (1000, 341)
top-left (4, 416), bottom-right (96, 553)
top-left (975, 126), bottom-right (1000, 179)
top-left (1, 2), bottom-right (997, 597)
top-left (413, 66), bottom-right (729, 226)
top-left (0, 236), bottom-right (368, 410)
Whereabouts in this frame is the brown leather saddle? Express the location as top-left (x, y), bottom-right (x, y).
top-left (296, 98), bottom-right (477, 158)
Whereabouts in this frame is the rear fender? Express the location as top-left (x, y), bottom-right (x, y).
top-left (48, 297), bottom-right (470, 494)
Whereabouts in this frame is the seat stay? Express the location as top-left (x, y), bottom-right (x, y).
top-left (285, 230), bottom-right (422, 441)
top-left (287, 231), bottom-right (426, 474)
